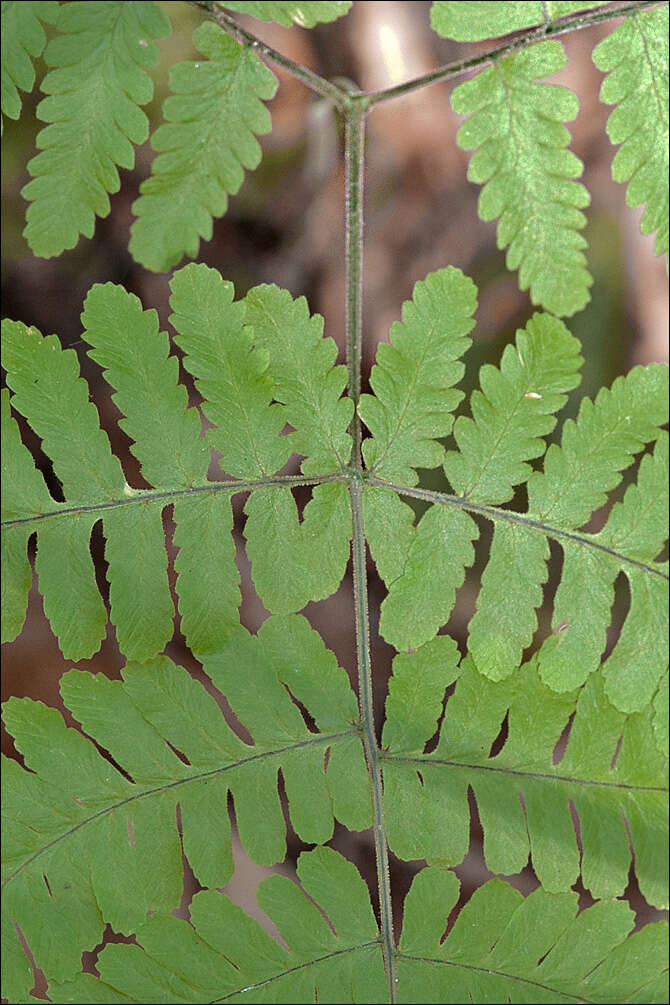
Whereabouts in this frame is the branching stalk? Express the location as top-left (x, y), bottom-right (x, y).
top-left (364, 0), bottom-right (663, 105)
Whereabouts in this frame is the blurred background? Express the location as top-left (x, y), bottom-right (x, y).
top-left (2, 0), bottom-right (668, 992)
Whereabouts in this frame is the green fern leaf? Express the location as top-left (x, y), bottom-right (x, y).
top-left (81, 283), bottom-right (208, 489)
top-left (430, 2), bottom-right (602, 41)
top-left (169, 263), bottom-right (291, 480)
top-left (378, 503), bottom-right (478, 652)
top-left (1, 388), bottom-right (53, 642)
top-left (244, 283), bottom-right (353, 474)
top-left (0, 1), bottom-right (59, 124)
top-left (21, 1), bottom-right (171, 258)
top-left (451, 41), bottom-right (592, 317)
top-left (46, 848), bottom-right (385, 1004)
top-left (472, 363), bottom-right (668, 692)
top-left (384, 656), bottom-right (668, 908)
top-left (444, 312), bottom-right (583, 504)
top-left (363, 485), bottom-right (416, 586)
top-left (219, 1), bottom-right (353, 27)
top-left (593, 6), bottom-right (669, 255)
top-left (398, 868), bottom-right (668, 1003)
top-left (244, 482), bottom-right (352, 613)
top-left (130, 22), bottom-right (277, 272)
top-left (359, 267), bottom-right (478, 486)
top-left (1, 618), bottom-right (369, 995)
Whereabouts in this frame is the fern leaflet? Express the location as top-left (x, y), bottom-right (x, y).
top-left (130, 22), bottom-right (277, 272)
top-left (451, 40), bottom-right (592, 317)
top-left (593, 5), bottom-right (669, 255)
top-left (21, 1), bottom-right (171, 257)
top-left (430, 2), bottom-right (603, 41)
top-left (217, 1), bottom-right (353, 27)
top-left (0, 0), bottom-right (59, 125)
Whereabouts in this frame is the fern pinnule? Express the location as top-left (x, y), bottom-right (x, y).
top-left (21, 0), bottom-right (170, 258)
top-left (130, 21), bottom-right (277, 273)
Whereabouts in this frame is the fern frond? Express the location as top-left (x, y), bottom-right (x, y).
top-left (470, 362), bottom-right (668, 692)
top-left (593, 6), bottom-right (669, 255)
top-left (398, 868), bottom-right (668, 1003)
top-left (219, 1), bottom-right (353, 27)
top-left (1, 618), bottom-right (370, 995)
top-left (244, 483), bottom-right (352, 614)
top-left (130, 22), bottom-right (277, 272)
top-left (363, 485), bottom-right (416, 586)
top-left (21, 1), bottom-right (170, 258)
top-left (451, 41), bottom-right (591, 317)
top-left (1, 388), bottom-right (53, 641)
top-left (1, 268), bottom-right (355, 658)
top-left (81, 284), bottom-right (208, 489)
top-left (0, 1), bottom-right (59, 124)
top-left (378, 502), bottom-right (478, 652)
top-left (430, 2), bottom-right (602, 41)
top-left (383, 655), bottom-right (669, 908)
top-left (359, 267), bottom-right (478, 486)
top-left (444, 312), bottom-right (583, 504)
top-left (169, 263), bottom-right (291, 480)
top-left (45, 847), bottom-right (384, 1004)
top-left (42, 859), bottom-right (669, 1003)
top-left (244, 283), bottom-right (353, 473)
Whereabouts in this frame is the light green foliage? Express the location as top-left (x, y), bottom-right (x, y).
top-left (398, 869), bottom-right (667, 1003)
top-left (0, 1), bottom-right (59, 123)
top-left (452, 41), bottom-right (591, 317)
top-left (169, 263), bottom-right (291, 479)
top-left (0, 266), bottom-right (356, 656)
top-left (360, 267), bottom-right (477, 485)
top-left (444, 312), bottom-right (583, 504)
top-left (21, 1), bottom-right (171, 257)
top-left (2, 261), bottom-right (667, 1002)
top-left (244, 283), bottom-right (353, 473)
top-left (244, 482), bottom-right (352, 613)
top-left (2, 4), bottom-right (669, 1004)
top-left (2, 623), bottom-right (370, 999)
top-left (593, 6), bottom-right (669, 255)
top-left (130, 22), bottom-right (277, 271)
top-left (384, 657), bottom-right (668, 908)
top-left (430, 2), bottom-right (602, 41)
top-left (379, 503), bottom-right (478, 652)
top-left (218, 1), bottom-right (353, 27)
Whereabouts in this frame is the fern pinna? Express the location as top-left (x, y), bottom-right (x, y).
top-left (1, 2), bottom-right (668, 1004)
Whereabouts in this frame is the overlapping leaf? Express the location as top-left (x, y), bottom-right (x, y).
top-left (2, 258), bottom-right (668, 1005)
top-left (0, 269), bottom-right (354, 659)
top-left (359, 266), bottom-right (478, 485)
top-left (451, 40), bottom-right (591, 316)
top-left (383, 654), bottom-right (669, 909)
top-left (37, 861), bottom-right (670, 1003)
top-left (130, 22), bottom-right (277, 272)
top-left (371, 307), bottom-right (667, 698)
top-left (397, 869), bottom-right (668, 1004)
top-left (0, 0), bottom-right (59, 124)
top-left (593, 6), bottom-right (669, 255)
top-left (21, 1), bottom-right (171, 257)
top-left (430, 1), bottom-right (603, 41)
top-left (1, 619), bottom-right (370, 1000)
top-left (218, 1), bottom-right (353, 27)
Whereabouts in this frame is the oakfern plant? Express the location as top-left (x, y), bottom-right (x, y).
top-left (1, 1), bottom-right (668, 1002)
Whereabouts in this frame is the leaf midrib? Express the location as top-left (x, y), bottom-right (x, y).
top-left (2, 728), bottom-right (355, 888)
top-left (385, 752), bottom-right (668, 793)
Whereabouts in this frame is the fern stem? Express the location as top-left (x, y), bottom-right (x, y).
top-left (188, 0), bottom-right (349, 108)
top-left (369, 476), bottom-right (670, 581)
top-left (350, 476), bottom-right (397, 999)
top-left (344, 98), bottom-right (368, 462)
top-left (0, 472), bottom-right (346, 528)
top-left (364, 0), bottom-right (663, 106)
top-left (344, 87), bottom-right (396, 999)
